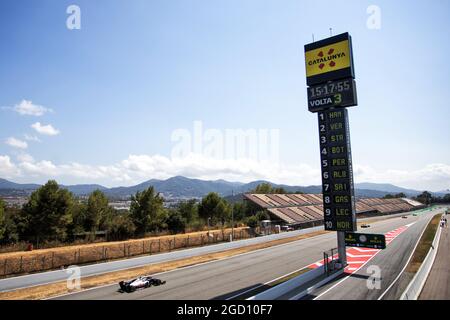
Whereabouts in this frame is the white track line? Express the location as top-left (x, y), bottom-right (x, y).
top-left (353, 248), bottom-right (380, 253)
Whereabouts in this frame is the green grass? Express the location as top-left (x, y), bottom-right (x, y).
top-left (406, 213), bottom-right (441, 273)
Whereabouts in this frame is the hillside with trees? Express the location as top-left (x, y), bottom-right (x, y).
top-left (0, 180), bottom-right (273, 249)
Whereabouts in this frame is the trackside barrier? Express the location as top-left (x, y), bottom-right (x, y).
top-left (248, 265), bottom-right (343, 300)
top-left (248, 266), bottom-right (324, 300)
top-left (400, 216), bottom-right (442, 300)
top-left (288, 268), bottom-right (344, 300)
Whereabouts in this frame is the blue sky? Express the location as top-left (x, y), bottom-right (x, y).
top-left (0, 0), bottom-right (449, 191)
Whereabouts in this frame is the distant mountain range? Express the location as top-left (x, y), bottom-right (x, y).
top-left (0, 179), bottom-right (41, 191)
top-left (0, 176), bottom-right (446, 199)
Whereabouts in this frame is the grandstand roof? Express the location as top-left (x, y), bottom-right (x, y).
top-left (244, 194), bottom-right (424, 225)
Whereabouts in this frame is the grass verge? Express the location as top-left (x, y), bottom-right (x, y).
top-left (406, 213), bottom-right (442, 273)
top-left (382, 212), bottom-right (442, 299)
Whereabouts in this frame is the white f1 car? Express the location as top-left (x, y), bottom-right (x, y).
top-left (119, 276), bottom-right (166, 293)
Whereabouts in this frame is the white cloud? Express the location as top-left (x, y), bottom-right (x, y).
top-left (0, 155), bottom-right (20, 178)
top-left (31, 122), bottom-right (60, 136)
top-left (5, 137), bottom-right (28, 149)
top-left (11, 100), bottom-right (52, 116)
top-left (24, 134), bottom-right (41, 142)
top-left (120, 154), bottom-right (320, 186)
top-left (19, 160), bottom-right (58, 176)
top-left (353, 163), bottom-right (450, 191)
top-left (16, 153), bottom-right (34, 163)
top-left (1, 153), bottom-right (449, 192)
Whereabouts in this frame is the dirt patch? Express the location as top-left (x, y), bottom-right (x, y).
top-left (0, 230), bottom-right (328, 300)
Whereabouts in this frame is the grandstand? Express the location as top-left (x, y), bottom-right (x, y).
top-left (244, 194), bottom-right (424, 228)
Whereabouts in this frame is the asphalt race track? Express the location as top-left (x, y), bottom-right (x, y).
top-left (51, 208), bottom-right (441, 300)
top-left (0, 225), bottom-right (326, 292)
top-left (306, 208), bottom-right (438, 300)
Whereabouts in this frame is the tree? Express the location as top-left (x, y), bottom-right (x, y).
top-left (20, 180), bottom-right (73, 244)
top-left (130, 187), bottom-right (167, 235)
top-left (443, 194), bottom-right (450, 203)
top-left (383, 192), bottom-right (406, 199)
top-left (166, 210), bottom-right (186, 234)
top-left (0, 205), bottom-right (20, 244)
top-left (198, 192), bottom-right (230, 225)
top-left (252, 183), bottom-right (273, 194)
top-left (177, 199), bottom-right (198, 224)
top-left (215, 199), bottom-right (231, 225)
top-left (251, 183), bottom-right (286, 194)
top-left (416, 191), bottom-right (432, 205)
top-left (105, 212), bottom-right (136, 241)
top-left (198, 192), bottom-right (221, 221)
top-left (85, 190), bottom-right (111, 235)
top-left (245, 215), bottom-right (259, 228)
top-left (255, 210), bottom-right (270, 221)
top-left (68, 201), bottom-right (87, 237)
top-left (272, 187), bottom-right (287, 194)
top-left (232, 201), bottom-right (247, 222)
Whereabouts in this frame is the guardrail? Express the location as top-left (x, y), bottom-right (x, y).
top-left (288, 268), bottom-right (344, 300)
top-left (248, 265), bottom-right (344, 300)
top-left (400, 215), bottom-right (443, 300)
top-left (248, 266), bottom-right (324, 300)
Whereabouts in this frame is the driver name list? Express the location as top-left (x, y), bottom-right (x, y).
top-left (318, 109), bottom-right (356, 232)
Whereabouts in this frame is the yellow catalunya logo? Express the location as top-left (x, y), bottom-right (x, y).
top-left (305, 40), bottom-right (351, 77)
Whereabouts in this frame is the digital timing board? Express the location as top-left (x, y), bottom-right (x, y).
top-left (305, 32), bottom-right (358, 232)
top-left (307, 78), bottom-right (357, 112)
top-left (318, 109), bottom-right (357, 231)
